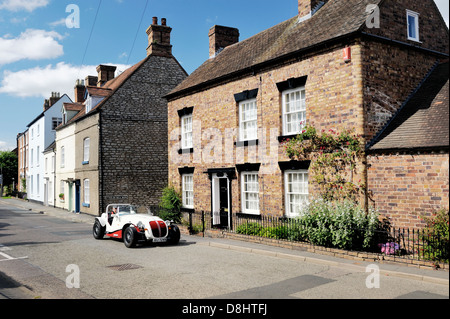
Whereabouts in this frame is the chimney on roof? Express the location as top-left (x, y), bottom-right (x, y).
top-left (298, 0), bottom-right (326, 21)
top-left (96, 65), bottom-right (116, 87)
top-left (74, 79), bottom-right (86, 103)
top-left (85, 75), bottom-right (98, 87)
top-left (209, 25), bottom-right (239, 59)
top-left (43, 92), bottom-right (61, 111)
top-left (146, 17), bottom-right (173, 57)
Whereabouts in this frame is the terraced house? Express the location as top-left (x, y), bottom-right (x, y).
top-left (55, 18), bottom-right (187, 215)
top-left (166, 0), bottom-right (449, 228)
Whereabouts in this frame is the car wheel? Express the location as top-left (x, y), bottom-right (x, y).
top-left (124, 226), bottom-right (137, 248)
top-left (93, 220), bottom-right (105, 239)
top-left (167, 225), bottom-right (181, 245)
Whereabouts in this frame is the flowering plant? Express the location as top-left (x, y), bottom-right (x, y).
top-left (378, 242), bottom-right (400, 255)
top-left (283, 125), bottom-right (366, 202)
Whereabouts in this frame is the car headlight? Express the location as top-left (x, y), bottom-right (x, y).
top-left (137, 221), bottom-right (145, 231)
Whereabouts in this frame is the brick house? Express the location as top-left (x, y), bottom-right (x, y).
top-left (55, 18), bottom-right (187, 215)
top-left (16, 130), bottom-right (29, 194)
top-left (165, 0), bottom-right (449, 228)
top-left (367, 62), bottom-right (449, 228)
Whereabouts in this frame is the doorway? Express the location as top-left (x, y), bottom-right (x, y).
top-left (211, 173), bottom-right (231, 229)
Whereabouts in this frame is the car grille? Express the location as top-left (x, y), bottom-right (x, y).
top-left (149, 221), bottom-right (167, 238)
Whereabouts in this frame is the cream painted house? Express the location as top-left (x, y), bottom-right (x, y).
top-left (55, 113), bottom-right (78, 213)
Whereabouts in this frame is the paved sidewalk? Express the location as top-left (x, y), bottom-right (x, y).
top-left (1, 197), bottom-right (448, 286)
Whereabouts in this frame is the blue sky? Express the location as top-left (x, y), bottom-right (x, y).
top-left (0, 0), bottom-right (448, 151)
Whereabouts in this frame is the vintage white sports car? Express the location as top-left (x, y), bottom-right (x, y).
top-left (93, 204), bottom-right (181, 248)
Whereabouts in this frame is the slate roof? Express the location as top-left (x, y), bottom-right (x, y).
top-left (167, 0), bottom-right (381, 98)
top-left (368, 62), bottom-right (449, 152)
top-left (56, 56), bottom-right (150, 129)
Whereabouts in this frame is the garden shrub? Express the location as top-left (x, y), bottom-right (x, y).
top-left (158, 186), bottom-right (182, 223)
top-left (421, 210), bottom-right (449, 263)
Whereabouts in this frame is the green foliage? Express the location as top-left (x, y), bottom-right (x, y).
top-left (158, 186), bottom-right (182, 223)
top-left (236, 200), bottom-right (380, 251)
top-left (420, 210), bottom-right (449, 263)
top-left (0, 151), bottom-right (18, 188)
top-left (283, 126), bottom-right (366, 202)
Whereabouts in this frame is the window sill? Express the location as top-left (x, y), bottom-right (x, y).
top-left (82, 161), bottom-right (89, 165)
top-left (181, 207), bottom-right (195, 213)
top-left (82, 203), bottom-right (90, 208)
top-left (178, 148), bottom-right (194, 154)
top-left (278, 134), bottom-right (300, 143)
top-left (235, 139), bottom-right (259, 147)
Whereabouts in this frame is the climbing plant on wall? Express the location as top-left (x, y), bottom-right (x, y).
top-left (283, 125), bottom-right (366, 202)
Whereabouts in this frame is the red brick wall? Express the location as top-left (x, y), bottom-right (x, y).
top-left (367, 152), bottom-right (449, 229)
top-left (168, 43), bottom-right (366, 217)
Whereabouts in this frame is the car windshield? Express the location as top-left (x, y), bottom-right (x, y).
top-left (107, 205), bottom-right (138, 215)
top-left (107, 205), bottom-right (151, 215)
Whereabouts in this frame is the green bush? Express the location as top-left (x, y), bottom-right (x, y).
top-left (236, 222), bottom-right (263, 236)
top-left (421, 210), bottom-right (449, 263)
top-left (297, 199), bottom-right (380, 250)
top-left (236, 199), bottom-right (380, 251)
top-left (158, 186), bottom-right (182, 223)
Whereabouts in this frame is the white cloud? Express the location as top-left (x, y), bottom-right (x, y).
top-left (0, 0), bottom-right (49, 12)
top-left (0, 29), bottom-right (64, 65)
top-left (0, 62), bottom-right (131, 100)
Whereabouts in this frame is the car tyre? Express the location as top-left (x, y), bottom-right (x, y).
top-left (124, 226), bottom-right (137, 248)
top-left (167, 225), bottom-right (181, 245)
top-left (93, 220), bottom-right (105, 239)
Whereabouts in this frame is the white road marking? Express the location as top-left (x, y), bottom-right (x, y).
top-left (0, 246), bottom-right (28, 261)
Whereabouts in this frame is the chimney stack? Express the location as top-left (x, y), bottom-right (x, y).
top-left (96, 65), bottom-right (117, 87)
top-left (43, 92), bottom-right (60, 111)
top-left (298, 0), bottom-right (326, 21)
top-left (85, 75), bottom-right (98, 87)
top-left (146, 17), bottom-right (173, 57)
top-left (74, 79), bottom-right (86, 103)
top-left (209, 25), bottom-right (239, 58)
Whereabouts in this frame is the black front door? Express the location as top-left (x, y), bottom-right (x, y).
top-left (219, 178), bottom-right (229, 228)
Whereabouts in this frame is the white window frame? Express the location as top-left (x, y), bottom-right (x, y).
top-left (182, 174), bottom-right (194, 209)
top-left (60, 146), bottom-right (65, 168)
top-left (84, 179), bottom-right (90, 204)
top-left (83, 138), bottom-right (90, 163)
top-left (181, 115), bottom-right (193, 149)
top-left (36, 146), bottom-right (40, 166)
top-left (282, 87), bottom-right (306, 136)
top-left (406, 10), bottom-right (420, 42)
top-left (239, 99), bottom-right (258, 142)
top-left (241, 172), bottom-right (260, 215)
top-left (284, 170), bottom-right (309, 218)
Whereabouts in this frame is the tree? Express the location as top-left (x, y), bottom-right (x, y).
top-left (0, 151), bottom-right (18, 194)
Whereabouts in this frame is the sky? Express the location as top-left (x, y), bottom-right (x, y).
top-left (0, 0), bottom-right (448, 151)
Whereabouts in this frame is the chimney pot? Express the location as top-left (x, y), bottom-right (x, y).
top-left (152, 17), bottom-right (158, 25)
top-left (146, 18), bottom-right (173, 57)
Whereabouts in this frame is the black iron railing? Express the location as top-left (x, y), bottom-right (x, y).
top-left (179, 210), bottom-right (449, 264)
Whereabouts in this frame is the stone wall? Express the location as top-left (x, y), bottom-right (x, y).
top-left (100, 55), bottom-right (187, 212)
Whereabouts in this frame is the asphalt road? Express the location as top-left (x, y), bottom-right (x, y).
top-left (0, 199), bottom-right (448, 302)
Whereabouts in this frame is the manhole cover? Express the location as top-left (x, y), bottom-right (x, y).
top-left (107, 264), bottom-right (143, 271)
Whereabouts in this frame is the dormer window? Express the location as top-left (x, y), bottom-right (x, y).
top-left (406, 10), bottom-right (420, 42)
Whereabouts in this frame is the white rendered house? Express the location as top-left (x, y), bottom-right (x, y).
top-left (27, 93), bottom-right (72, 204)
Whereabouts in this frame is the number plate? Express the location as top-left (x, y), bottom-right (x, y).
top-left (153, 238), bottom-right (167, 243)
